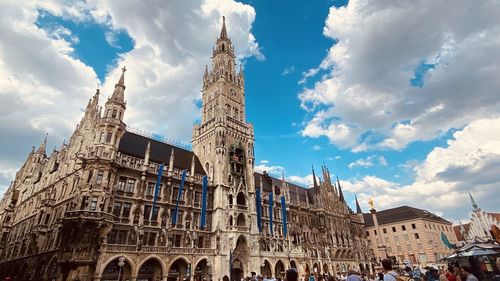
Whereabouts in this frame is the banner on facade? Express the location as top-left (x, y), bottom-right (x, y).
top-left (172, 170), bottom-right (187, 226)
top-left (256, 189), bottom-right (262, 233)
top-left (269, 192), bottom-right (273, 236)
top-left (200, 175), bottom-right (208, 229)
top-left (281, 195), bottom-right (287, 238)
top-left (150, 163), bottom-right (164, 221)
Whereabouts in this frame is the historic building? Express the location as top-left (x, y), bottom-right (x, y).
top-left (0, 18), bottom-right (370, 281)
top-left (363, 204), bottom-right (457, 266)
top-left (452, 192), bottom-right (500, 245)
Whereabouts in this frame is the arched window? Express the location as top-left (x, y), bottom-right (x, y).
top-left (229, 216), bottom-right (233, 226)
top-left (205, 162), bottom-right (210, 174)
top-left (228, 194), bottom-right (233, 205)
top-left (236, 192), bottom-right (246, 206)
top-left (237, 213), bottom-right (246, 227)
top-left (222, 44), bottom-right (225, 51)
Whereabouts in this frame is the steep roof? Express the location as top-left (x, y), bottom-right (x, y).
top-left (253, 172), bottom-right (314, 204)
top-left (363, 205), bottom-right (451, 227)
top-left (118, 131), bottom-right (206, 175)
top-left (453, 223), bottom-right (471, 242)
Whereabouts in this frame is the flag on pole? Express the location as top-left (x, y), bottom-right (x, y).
top-left (172, 170), bottom-right (187, 226)
top-left (281, 196), bottom-right (287, 238)
top-left (200, 175), bottom-right (208, 229)
top-left (269, 193), bottom-right (273, 236)
top-left (256, 189), bottom-right (262, 233)
top-left (150, 163), bottom-right (164, 221)
top-left (440, 231), bottom-right (456, 249)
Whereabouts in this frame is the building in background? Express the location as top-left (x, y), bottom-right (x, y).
top-left (452, 192), bottom-right (500, 245)
top-left (0, 18), bottom-right (370, 281)
top-left (363, 205), bottom-right (457, 266)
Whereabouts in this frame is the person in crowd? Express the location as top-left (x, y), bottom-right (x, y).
top-left (444, 267), bottom-right (456, 281)
top-left (346, 270), bottom-right (362, 281)
top-left (309, 273), bottom-right (316, 281)
top-left (459, 266), bottom-right (478, 281)
top-left (381, 259), bottom-right (398, 281)
top-left (427, 266), bottom-right (440, 281)
top-left (285, 269), bottom-right (299, 281)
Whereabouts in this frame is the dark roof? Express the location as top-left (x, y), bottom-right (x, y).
top-left (363, 206), bottom-right (451, 227)
top-left (253, 172), bottom-right (313, 204)
top-left (453, 224), bottom-right (470, 242)
top-left (118, 131), bottom-right (206, 175)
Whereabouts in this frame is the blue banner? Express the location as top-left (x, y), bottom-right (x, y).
top-left (172, 170), bottom-right (187, 226)
top-left (150, 163), bottom-right (164, 221)
top-left (269, 193), bottom-right (273, 236)
top-left (256, 189), bottom-right (262, 233)
top-left (200, 175), bottom-right (208, 229)
top-left (281, 196), bottom-right (287, 238)
top-left (441, 231), bottom-right (455, 249)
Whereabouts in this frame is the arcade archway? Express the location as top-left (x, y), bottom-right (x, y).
top-left (168, 258), bottom-right (189, 281)
top-left (194, 258), bottom-right (210, 281)
top-left (275, 260), bottom-right (285, 280)
top-left (102, 257), bottom-right (132, 281)
top-left (261, 260), bottom-right (272, 278)
top-left (231, 259), bottom-right (244, 281)
top-left (138, 258), bottom-right (163, 281)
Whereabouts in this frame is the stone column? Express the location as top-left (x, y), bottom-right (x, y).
top-left (370, 208), bottom-right (387, 260)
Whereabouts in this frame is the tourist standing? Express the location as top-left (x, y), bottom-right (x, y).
top-left (459, 266), bottom-right (478, 281)
top-left (381, 259), bottom-right (398, 281)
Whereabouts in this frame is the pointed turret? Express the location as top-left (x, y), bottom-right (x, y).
top-left (219, 16), bottom-right (228, 39)
top-left (312, 165), bottom-right (318, 188)
top-left (36, 133), bottom-right (48, 155)
top-left (168, 148), bottom-right (175, 175)
top-left (110, 66), bottom-right (126, 103)
top-left (355, 195), bottom-right (362, 213)
top-left (469, 191), bottom-right (479, 211)
top-left (143, 142), bottom-right (151, 169)
top-left (337, 176), bottom-right (345, 202)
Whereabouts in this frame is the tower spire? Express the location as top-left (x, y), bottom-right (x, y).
top-left (36, 133), bottom-right (48, 155)
top-left (220, 16), bottom-right (228, 39)
top-left (337, 176), bottom-right (345, 202)
top-left (110, 66), bottom-right (126, 102)
top-left (312, 165), bottom-right (318, 188)
top-left (469, 191), bottom-right (479, 211)
top-left (355, 195), bottom-right (362, 213)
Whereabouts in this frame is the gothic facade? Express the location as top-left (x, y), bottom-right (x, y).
top-left (0, 18), bottom-right (370, 281)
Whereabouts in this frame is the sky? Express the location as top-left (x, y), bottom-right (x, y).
top-left (0, 0), bottom-right (499, 223)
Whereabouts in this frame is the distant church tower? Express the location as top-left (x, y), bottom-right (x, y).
top-left (192, 16), bottom-right (257, 279)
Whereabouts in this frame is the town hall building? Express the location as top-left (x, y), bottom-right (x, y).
top-left (0, 18), bottom-right (370, 281)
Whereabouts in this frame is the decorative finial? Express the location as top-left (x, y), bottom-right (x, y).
top-left (122, 66), bottom-right (127, 73)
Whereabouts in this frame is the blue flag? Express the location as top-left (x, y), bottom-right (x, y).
top-left (150, 163), bottom-right (164, 221)
top-left (441, 231), bottom-right (455, 249)
top-left (281, 196), bottom-right (287, 238)
top-left (200, 175), bottom-right (208, 229)
top-left (269, 193), bottom-right (273, 236)
top-left (256, 189), bottom-right (262, 233)
top-left (172, 170), bottom-right (187, 226)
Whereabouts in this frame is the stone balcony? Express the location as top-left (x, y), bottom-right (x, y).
top-left (104, 244), bottom-right (215, 255)
top-left (63, 210), bottom-right (114, 223)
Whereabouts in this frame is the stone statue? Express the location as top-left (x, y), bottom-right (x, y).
top-left (368, 198), bottom-right (375, 210)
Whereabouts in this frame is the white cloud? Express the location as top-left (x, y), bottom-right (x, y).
top-left (343, 117), bottom-right (500, 220)
top-left (287, 174), bottom-right (315, 187)
top-left (282, 66), bottom-right (295, 75)
top-left (348, 154), bottom-right (387, 169)
top-left (312, 144), bottom-right (322, 151)
top-left (259, 160), bottom-right (269, 164)
top-left (299, 0), bottom-right (500, 151)
top-left (254, 163), bottom-right (285, 177)
top-left (104, 31), bottom-right (119, 48)
top-left (0, 0), bottom-right (262, 194)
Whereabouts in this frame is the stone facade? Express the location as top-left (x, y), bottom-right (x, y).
top-left (364, 206), bottom-right (457, 266)
top-left (0, 18), bottom-right (370, 281)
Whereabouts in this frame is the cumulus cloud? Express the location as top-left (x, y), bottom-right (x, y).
top-left (0, 0), bottom-right (262, 193)
top-left (342, 117), bottom-right (500, 220)
top-left (348, 154), bottom-right (387, 169)
top-left (299, 0), bottom-right (500, 151)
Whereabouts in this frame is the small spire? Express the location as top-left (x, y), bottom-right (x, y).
top-left (355, 195), bottom-right (362, 213)
top-left (143, 141), bottom-right (151, 168)
top-left (117, 66), bottom-right (126, 86)
top-left (190, 154), bottom-right (196, 177)
top-left (36, 133), bottom-right (48, 155)
top-left (168, 148), bottom-right (175, 174)
top-left (312, 165), bottom-right (318, 188)
top-left (337, 176), bottom-right (345, 202)
top-left (469, 191), bottom-right (479, 211)
top-left (219, 16), bottom-right (228, 39)
top-left (204, 65), bottom-right (209, 78)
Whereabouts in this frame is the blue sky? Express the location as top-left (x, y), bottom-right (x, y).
top-left (1, 0), bottom-right (500, 221)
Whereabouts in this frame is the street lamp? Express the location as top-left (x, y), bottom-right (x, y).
top-left (117, 256), bottom-right (126, 281)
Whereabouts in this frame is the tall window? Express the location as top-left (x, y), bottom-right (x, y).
top-left (122, 202), bottom-right (131, 218)
top-left (96, 170), bottom-right (104, 184)
top-left (147, 182), bottom-right (155, 196)
top-left (113, 202), bottom-right (122, 216)
top-left (118, 177), bottom-right (126, 190)
top-left (112, 109), bottom-right (117, 118)
top-left (106, 132), bottom-right (112, 143)
top-left (144, 205), bottom-right (151, 220)
top-left (126, 179), bottom-right (136, 192)
top-left (90, 198), bottom-right (98, 211)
